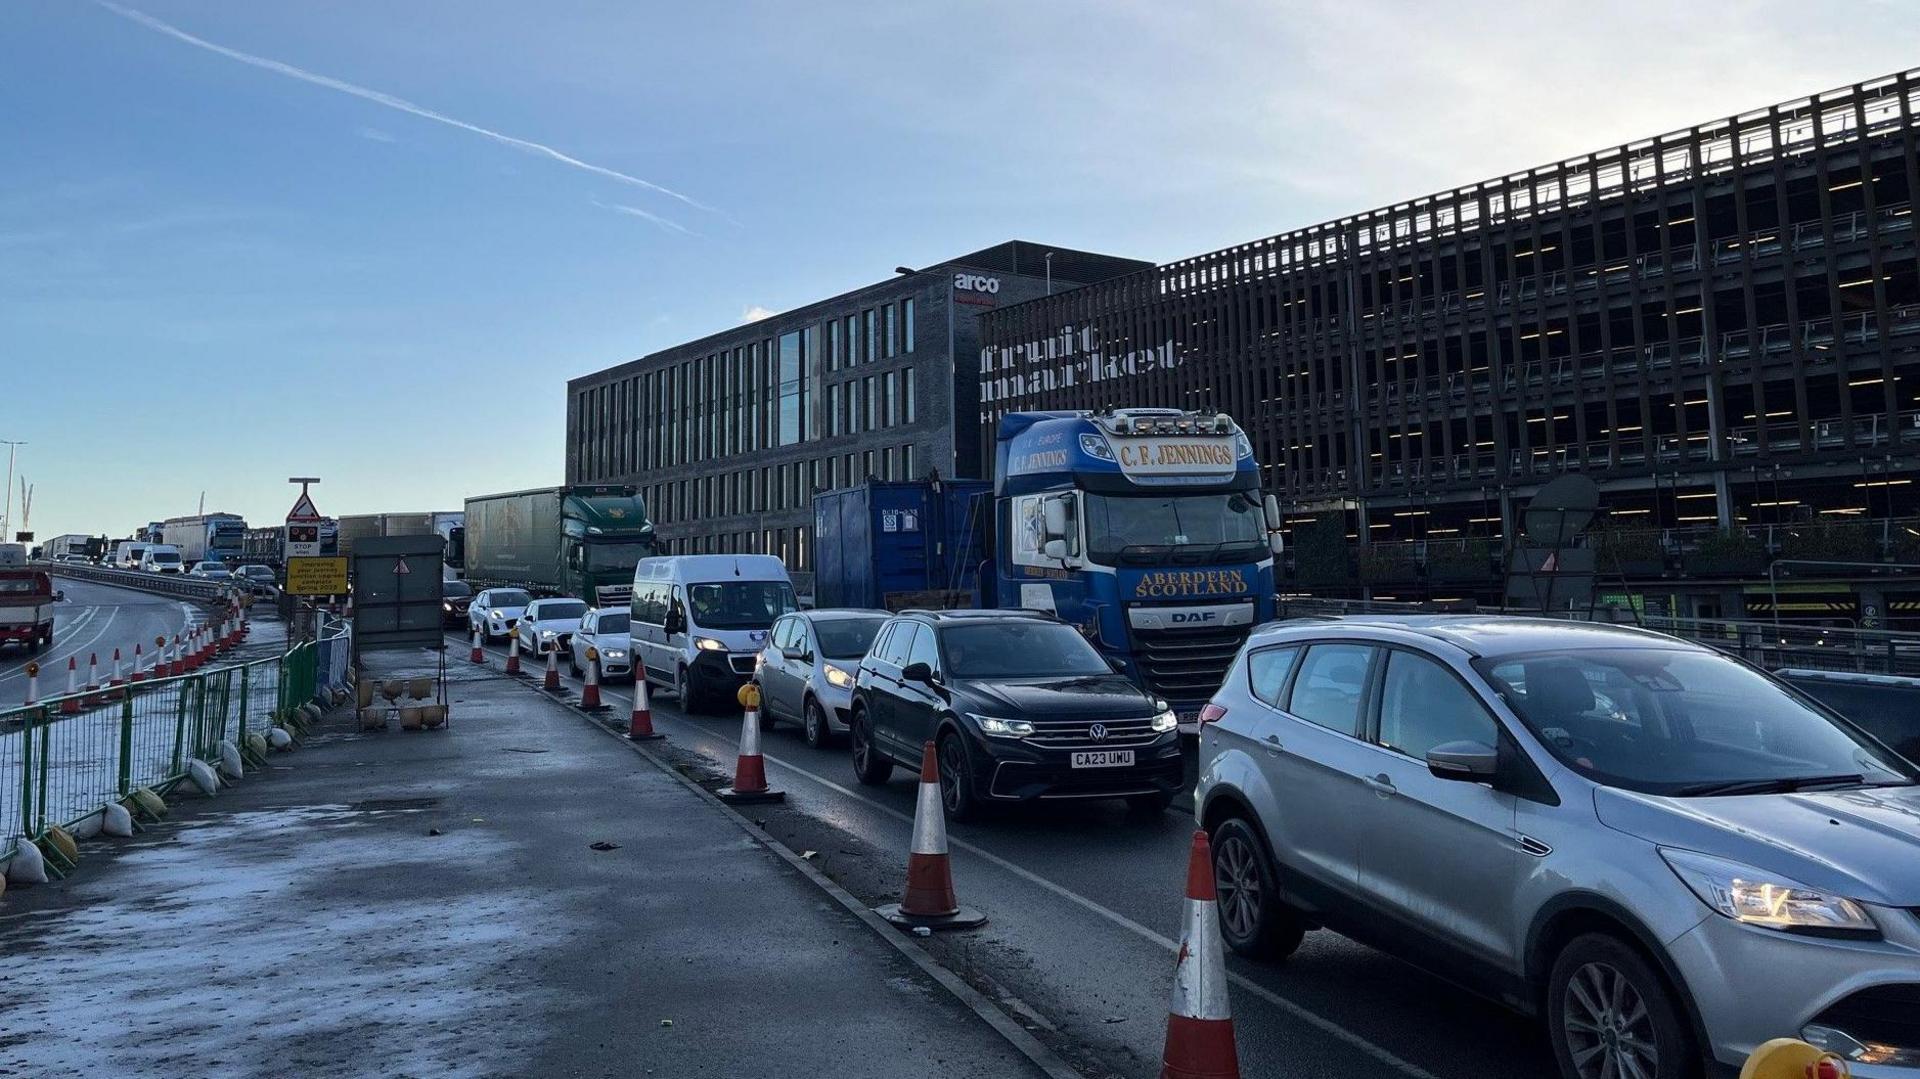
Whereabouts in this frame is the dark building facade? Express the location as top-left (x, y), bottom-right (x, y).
top-left (979, 72), bottom-right (1920, 623)
top-left (567, 242), bottom-right (1149, 586)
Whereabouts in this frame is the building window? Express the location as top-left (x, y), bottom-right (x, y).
top-left (882, 370), bottom-right (897, 428)
top-left (845, 314), bottom-right (859, 365)
top-left (777, 330), bottom-right (804, 447)
top-left (863, 309), bottom-right (877, 363)
top-left (904, 366), bottom-right (917, 423)
top-left (884, 303), bottom-right (898, 358)
top-left (880, 446), bottom-right (894, 481)
top-left (863, 375), bottom-right (876, 431)
top-left (826, 319), bottom-right (840, 373)
top-left (862, 449), bottom-right (874, 481)
top-left (902, 297), bottom-right (914, 353)
top-left (828, 384), bottom-right (842, 437)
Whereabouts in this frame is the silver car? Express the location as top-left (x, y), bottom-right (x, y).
top-left (515, 597), bottom-right (587, 656)
top-left (569, 607), bottom-right (633, 682)
top-left (754, 609), bottom-right (890, 747)
top-left (1195, 615), bottom-right (1920, 1079)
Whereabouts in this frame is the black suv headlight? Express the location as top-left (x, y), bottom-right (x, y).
top-left (967, 713), bottom-right (1035, 739)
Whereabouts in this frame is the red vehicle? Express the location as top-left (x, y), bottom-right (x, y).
top-left (0, 569), bottom-right (58, 652)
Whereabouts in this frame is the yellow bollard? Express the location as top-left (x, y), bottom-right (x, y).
top-left (1740, 1038), bottom-right (1849, 1079)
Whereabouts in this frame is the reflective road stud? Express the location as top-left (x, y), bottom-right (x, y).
top-left (876, 741), bottom-right (986, 931)
top-left (542, 644), bottom-right (562, 692)
top-left (1160, 830), bottom-right (1240, 1079)
top-left (580, 649), bottom-right (605, 711)
top-left (718, 684), bottom-right (783, 804)
top-left (628, 678), bottom-right (664, 741)
top-left (469, 628), bottom-right (485, 665)
top-left (505, 631), bottom-right (522, 676)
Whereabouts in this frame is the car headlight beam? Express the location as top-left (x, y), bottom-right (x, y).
top-left (1150, 708), bottom-right (1179, 733)
top-left (968, 713), bottom-right (1035, 738)
top-left (823, 664), bottom-right (856, 688)
top-left (1661, 848), bottom-right (1877, 936)
top-left (695, 636), bottom-right (727, 651)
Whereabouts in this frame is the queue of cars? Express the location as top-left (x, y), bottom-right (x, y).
top-left (453, 553), bottom-right (1920, 1078)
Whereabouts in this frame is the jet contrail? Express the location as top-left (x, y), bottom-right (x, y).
top-left (95, 1), bottom-right (723, 220)
top-left (597, 201), bottom-right (697, 237)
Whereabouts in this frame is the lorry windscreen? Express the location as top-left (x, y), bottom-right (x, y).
top-left (1083, 491), bottom-right (1266, 565)
top-left (585, 540), bottom-right (651, 572)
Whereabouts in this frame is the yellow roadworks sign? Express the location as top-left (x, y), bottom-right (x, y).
top-left (285, 556), bottom-right (348, 596)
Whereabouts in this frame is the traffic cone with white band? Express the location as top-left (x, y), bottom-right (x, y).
top-left (579, 649), bottom-right (605, 710)
top-left (170, 635), bottom-right (185, 677)
top-left (876, 741), bottom-right (986, 930)
top-left (542, 644), bottom-right (561, 692)
top-left (505, 630), bottom-right (521, 676)
top-left (1160, 830), bottom-right (1240, 1079)
top-left (130, 643), bottom-right (147, 684)
top-left (628, 677), bottom-right (664, 741)
top-left (61, 656), bottom-right (81, 714)
top-left (84, 652), bottom-right (102, 705)
top-left (718, 684), bottom-right (783, 804)
top-left (469, 628), bottom-right (485, 665)
top-left (108, 648), bottom-right (126, 699)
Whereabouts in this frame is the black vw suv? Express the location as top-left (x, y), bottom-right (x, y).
top-left (848, 610), bottom-right (1183, 819)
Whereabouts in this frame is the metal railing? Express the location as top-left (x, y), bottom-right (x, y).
top-left (0, 636), bottom-right (323, 868)
top-left (37, 561), bottom-right (234, 602)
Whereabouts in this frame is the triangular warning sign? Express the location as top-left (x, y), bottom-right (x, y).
top-left (393, 559), bottom-right (411, 576)
top-left (286, 492), bottom-right (321, 521)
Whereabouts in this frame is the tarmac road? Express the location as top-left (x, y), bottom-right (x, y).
top-left (464, 632), bottom-right (1556, 1079)
top-left (0, 576), bottom-right (202, 706)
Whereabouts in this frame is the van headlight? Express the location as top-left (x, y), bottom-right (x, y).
top-left (1661, 849), bottom-right (1877, 936)
top-left (968, 713), bottom-right (1034, 738)
top-left (824, 664), bottom-right (856, 688)
top-left (695, 636), bottom-right (727, 651)
top-left (1150, 708), bottom-right (1179, 733)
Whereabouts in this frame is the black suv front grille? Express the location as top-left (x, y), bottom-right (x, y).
top-left (1811, 982), bottom-right (1920, 1048)
top-left (1023, 717), bottom-right (1161, 749)
top-left (1130, 624), bottom-right (1249, 703)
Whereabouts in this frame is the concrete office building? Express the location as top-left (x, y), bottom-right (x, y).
top-left (978, 71), bottom-right (1920, 623)
top-left (566, 242), bottom-right (1149, 588)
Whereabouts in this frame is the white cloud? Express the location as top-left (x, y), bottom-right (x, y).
top-left (94, 1), bottom-right (718, 225)
top-left (596, 200), bottom-right (695, 237)
top-left (740, 305), bottom-right (776, 323)
top-left (355, 126), bottom-right (397, 144)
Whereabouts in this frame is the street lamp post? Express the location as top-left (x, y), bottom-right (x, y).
top-left (0, 440), bottom-right (24, 540)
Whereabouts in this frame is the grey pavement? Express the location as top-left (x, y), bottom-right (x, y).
top-left (0, 653), bottom-right (1047, 1079)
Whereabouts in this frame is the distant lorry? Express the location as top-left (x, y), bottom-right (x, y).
top-left (41, 534), bottom-right (107, 563)
top-left (336, 512), bottom-right (464, 571)
top-left (160, 513), bottom-right (247, 564)
top-left (0, 563), bottom-right (58, 653)
top-left (464, 485), bottom-right (656, 606)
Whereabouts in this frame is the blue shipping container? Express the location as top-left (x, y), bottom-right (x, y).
top-left (813, 480), bottom-right (991, 610)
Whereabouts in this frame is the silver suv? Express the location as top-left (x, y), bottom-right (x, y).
top-left (1195, 615), bottom-right (1920, 1079)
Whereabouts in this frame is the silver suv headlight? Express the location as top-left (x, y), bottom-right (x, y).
top-left (1660, 848), bottom-right (1877, 935)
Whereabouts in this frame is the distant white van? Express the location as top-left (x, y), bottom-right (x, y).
top-left (140, 544), bottom-right (185, 574)
top-left (113, 541), bottom-right (148, 570)
top-left (630, 554), bottom-right (797, 713)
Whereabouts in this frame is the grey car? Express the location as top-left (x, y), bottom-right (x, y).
top-left (568, 607), bottom-right (633, 682)
top-left (1195, 615), bottom-right (1920, 1079)
top-left (754, 609), bottom-right (890, 747)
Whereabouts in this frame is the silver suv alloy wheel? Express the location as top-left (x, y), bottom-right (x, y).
top-left (1562, 961), bottom-right (1660, 1079)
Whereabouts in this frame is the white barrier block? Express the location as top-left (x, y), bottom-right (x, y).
top-left (102, 803), bottom-right (134, 837)
top-left (187, 759), bottom-right (220, 796)
top-left (218, 742), bottom-right (244, 780)
top-left (5, 839), bottom-right (47, 886)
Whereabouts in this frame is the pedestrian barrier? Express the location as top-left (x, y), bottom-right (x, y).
top-left (1161, 830), bottom-right (1239, 1079)
top-left (718, 684), bottom-right (783, 804)
top-left (0, 616), bottom-right (348, 875)
top-left (875, 741), bottom-right (984, 931)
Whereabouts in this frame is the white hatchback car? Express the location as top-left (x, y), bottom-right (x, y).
top-left (468, 588), bottom-right (532, 642)
top-left (515, 597), bottom-right (588, 657)
top-left (569, 608), bottom-right (633, 682)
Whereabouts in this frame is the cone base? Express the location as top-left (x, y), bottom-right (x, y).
top-left (875, 903), bottom-right (986, 931)
top-left (580, 701), bottom-right (610, 712)
top-left (627, 731), bottom-right (666, 742)
top-left (717, 786), bottom-right (785, 804)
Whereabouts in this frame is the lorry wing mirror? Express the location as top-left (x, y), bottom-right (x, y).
top-left (1263, 495), bottom-right (1286, 557)
top-left (1042, 497), bottom-right (1069, 543)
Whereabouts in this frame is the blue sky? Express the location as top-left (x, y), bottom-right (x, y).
top-left (4, 1), bottom-right (1917, 541)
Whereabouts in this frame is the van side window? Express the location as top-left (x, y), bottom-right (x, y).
top-left (1246, 646), bottom-right (1301, 707)
top-left (1285, 644), bottom-right (1376, 737)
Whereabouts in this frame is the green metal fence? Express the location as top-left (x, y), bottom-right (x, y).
top-left (1, 640), bottom-right (319, 867)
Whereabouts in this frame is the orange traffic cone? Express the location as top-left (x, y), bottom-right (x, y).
top-left (170, 634), bottom-right (185, 677)
top-left (542, 644), bottom-right (561, 691)
top-left (61, 656), bottom-right (81, 714)
top-left (84, 652), bottom-right (102, 705)
top-left (469, 627), bottom-right (484, 664)
top-left (1160, 830), bottom-right (1240, 1079)
top-left (129, 643), bottom-right (147, 684)
top-left (876, 741), bottom-right (986, 930)
top-left (580, 650), bottom-right (605, 710)
top-left (505, 631), bottom-right (522, 676)
top-left (718, 689), bottom-right (783, 804)
top-left (629, 678), bottom-right (664, 741)
top-left (107, 648), bottom-right (126, 699)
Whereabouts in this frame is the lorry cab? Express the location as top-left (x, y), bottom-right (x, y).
top-left (630, 554), bottom-right (797, 713)
top-left (993, 408), bottom-right (1284, 729)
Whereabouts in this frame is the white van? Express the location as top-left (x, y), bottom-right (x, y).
top-left (140, 544), bottom-right (185, 574)
top-left (114, 541), bottom-right (148, 570)
top-left (630, 554), bottom-right (797, 713)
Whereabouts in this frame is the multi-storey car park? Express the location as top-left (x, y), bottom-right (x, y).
top-left (978, 70), bottom-right (1920, 627)
top-left (566, 242), bottom-right (1149, 593)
